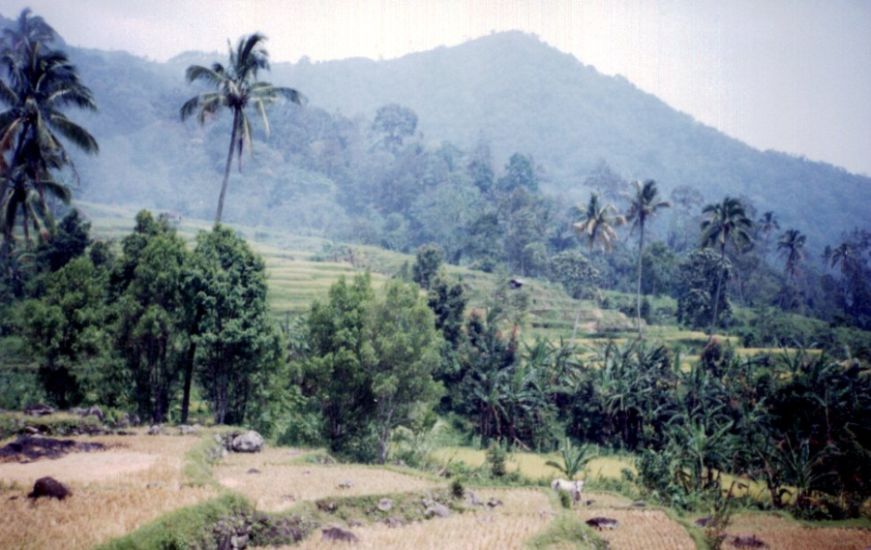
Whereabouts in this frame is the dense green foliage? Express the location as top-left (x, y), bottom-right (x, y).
top-left (0, 9), bottom-right (869, 525)
top-left (296, 274), bottom-right (443, 462)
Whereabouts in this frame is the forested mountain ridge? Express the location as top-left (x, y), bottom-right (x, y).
top-left (2, 15), bottom-right (867, 249)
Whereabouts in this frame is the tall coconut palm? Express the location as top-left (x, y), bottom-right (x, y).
top-left (573, 193), bottom-right (624, 252)
top-left (0, 10), bottom-right (97, 247)
top-left (757, 211), bottom-right (779, 253)
top-left (700, 197), bottom-right (753, 334)
top-left (625, 180), bottom-right (669, 336)
top-left (828, 242), bottom-right (856, 276)
top-left (777, 229), bottom-right (806, 283)
top-left (180, 33), bottom-right (304, 225)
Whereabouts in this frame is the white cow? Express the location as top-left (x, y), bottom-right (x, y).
top-left (551, 478), bottom-right (584, 505)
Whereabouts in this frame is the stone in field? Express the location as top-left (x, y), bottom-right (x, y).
top-left (731, 534), bottom-right (768, 548)
top-left (425, 502), bottom-right (451, 518)
top-left (322, 526), bottom-right (358, 542)
top-left (28, 476), bottom-right (71, 500)
top-left (586, 517), bottom-right (619, 530)
top-left (231, 430), bottom-right (264, 452)
top-left (24, 403), bottom-right (54, 416)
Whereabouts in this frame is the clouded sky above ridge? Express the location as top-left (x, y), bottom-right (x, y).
top-left (2, 0), bottom-right (870, 176)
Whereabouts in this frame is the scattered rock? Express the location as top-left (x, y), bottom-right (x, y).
top-left (347, 519), bottom-right (363, 528)
top-left (230, 534), bottom-right (249, 549)
top-left (586, 517), bottom-right (619, 530)
top-left (178, 424), bottom-right (199, 436)
top-left (486, 497), bottom-right (503, 508)
top-left (425, 502), bottom-right (451, 518)
top-left (24, 403), bottom-right (54, 416)
top-left (731, 534), bottom-right (768, 548)
top-left (632, 500), bottom-right (646, 507)
top-left (695, 516), bottom-right (712, 527)
top-left (302, 469), bottom-right (312, 475)
top-left (70, 405), bottom-right (104, 421)
top-left (466, 491), bottom-right (483, 506)
top-left (337, 480), bottom-right (353, 489)
top-left (28, 476), bottom-right (70, 500)
top-left (317, 500), bottom-right (338, 513)
top-left (246, 468), bottom-right (261, 475)
top-left (322, 527), bottom-right (358, 543)
top-left (281, 494), bottom-right (296, 503)
top-left (147, 424), bottom-right (162, 435)
top-left (146, 482), bottom-right (161, 489)
top-left (230, 430), bottom-right (264, 453)
top-left (584, 499), bottom-right (596, 506)
top-left (0, 435), bottom-right (105, 462)
top-left (384, 516), bottom-right (404, 528)
top-left (377, 497), bottom-right (393, 512)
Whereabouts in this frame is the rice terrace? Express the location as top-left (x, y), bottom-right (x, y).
top-left (1, 2), bottom-right (871, 549)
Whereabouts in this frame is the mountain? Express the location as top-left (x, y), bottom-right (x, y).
top-left (2, 19), bottom-right (868, 248)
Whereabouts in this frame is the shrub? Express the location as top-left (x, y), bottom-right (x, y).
top-left (486, 441), bottom-right (508, 478)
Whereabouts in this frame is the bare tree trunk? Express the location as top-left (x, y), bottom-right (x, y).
top-left (180, 340), bottom-right (196, 424)
top-left (215, 109), bottom-right (240, 226)
top-left (636, 222), bottom-right (645, 338)
top-left (708, 245), bottom-right (726, 335)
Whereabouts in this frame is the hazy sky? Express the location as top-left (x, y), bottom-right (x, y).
top-left (2, 0), bottom-right (870, 176)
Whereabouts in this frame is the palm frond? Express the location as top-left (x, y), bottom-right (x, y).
top-left (179, 95), bottom-right (201, 121)
top-left (253, 98), bottom-right (270, 137)
top-left (185, 64), bottom-right (226, 87)
top-left (47, 113), bottom-right (99, 154)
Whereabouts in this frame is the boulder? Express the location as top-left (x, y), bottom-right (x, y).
top-left (731, 534), bottom-right (767, 548)
top-left (322, 527), bottom-right (357, 542)
top-left (178, 424), bottom-right (199, 436)
top-left (377, 498), bottom-right (393, 512)
top-left (147, 424), bottom-right (162, 435)
top-left (486, 497), bottom-right (503, 508)
top-left (28, 476), bottom-right (71, 500)
top-left (425, 502), bottom-right (451, 518)
top-left (586, 517), bottom-right (619, 530)
top-left (337, 480), bottom-right (353, 489)
top-left (466, 491), bottom-right (483, 506)
top-left (230, 430), bottom-right (264, 453)
top-left (24, 403), bottom-right (54, 417)
top-left (384, 516), bottom-right (404, 528)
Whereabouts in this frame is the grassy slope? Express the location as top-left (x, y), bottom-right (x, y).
top-left (80, 200), bottom-right (845, 360)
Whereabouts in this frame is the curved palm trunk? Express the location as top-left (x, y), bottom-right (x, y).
top-left (708, 244), bottom-right (726, 335)
top-left (215, 109), bottom-right (240, 225)
top-left (635, 222), bottom-right (645, 338)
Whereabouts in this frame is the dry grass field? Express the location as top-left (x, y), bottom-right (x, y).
top-left (216, 447), bottom-right (441, 511)
top-left (576, 507), bottom-right (695, 550)
top-left (289, 488), bottom-right (555, 550)
top-left (430, 446), bottom-right (635, 481)
top-left (0, 433), bottom-right (217, 550)
top-left (3, 430), bottom-right (869, 550)
top-left (724, 513), bottom-right (871, 550)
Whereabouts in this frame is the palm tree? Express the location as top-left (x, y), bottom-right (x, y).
top-left (757, 211), bottom-right (779, 253)
top-left (828, 242), bottom-right (856, 276)
top-left (777, 229), bottom-right (806, 283)
top-left (700, 197), bottom-right (753, 334)
top-left (180, 33), bottom-right (304, 225)
top-left (546, 438), bottom-right (596, 480)
top-left (573, 193), bottom-right (624, 252)
top-left (0, 9), bottom-right (97, 247)
top-left (625, 180), bottom-right (669, 336)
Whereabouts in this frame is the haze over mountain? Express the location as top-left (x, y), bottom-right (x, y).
top-left (9, 19), bottom-right (868, 249)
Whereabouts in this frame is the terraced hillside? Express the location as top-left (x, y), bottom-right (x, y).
top-left (78, 201), bottom-right (635, 341)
